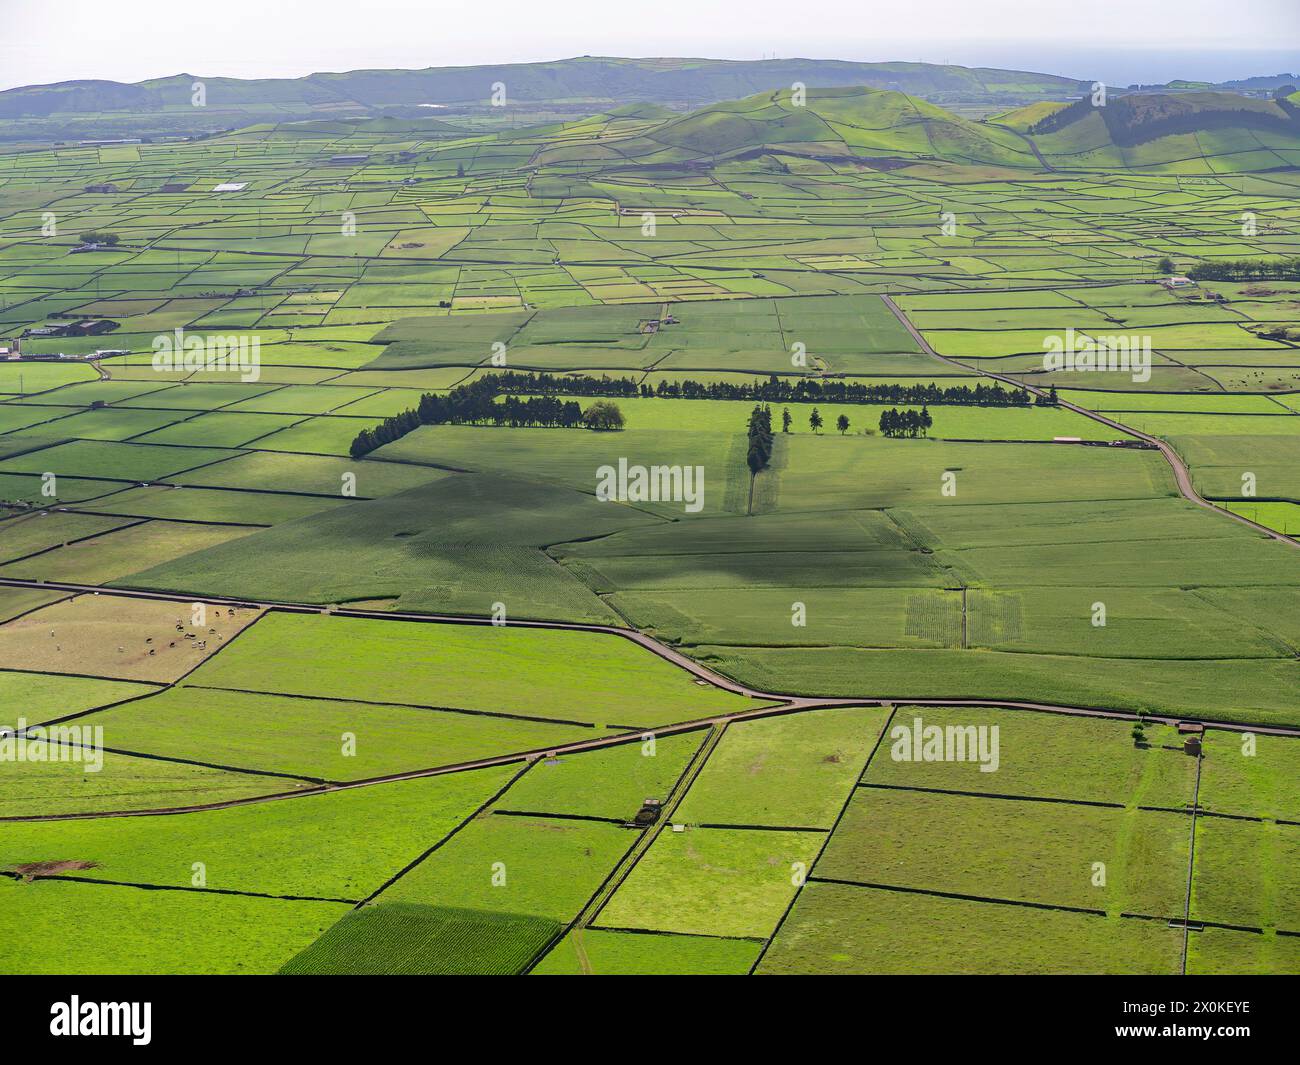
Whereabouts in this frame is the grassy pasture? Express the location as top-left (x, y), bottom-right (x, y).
top-left (0, 594), bottom-right (260, 683)
top-left (379, 812), bottom-right (633, 921)
top-left (124, 473), bottom-right (646, 622)
top-left (87, 484), bottom-right (349, 524)
top-left (0, 585), bottom-right (70, 622)
top-left (2, 520), bottom-right (254, 585)
top-left (1186, 927), bottom-right (1300, 975)
top-left (0, 510), bottom-right (135, 563)
top-left (182, 611), bottom-right (762, 727)
top-left (863, 706), bottom-right (1197, 808)
top-left (597, 827), bottom-right (822, 938)
top-left (818, 789), bottom-right (1191, 918)
top-left (499, 732), bottom-right (705, 820)
top-left (1, 878), bottom-right (347, 975)
top-left (0, 670), bottom-right (156, 724)
top-left (0, 764), bottom-right (517, 900)
top-left (0, 440), bottom-right (239, 482)
top-left (0, 742), bottom-right (299, 817)
top-left (1190, 818), bottom-right (1300, 932)
top-left (81, 685), bottom-right (616, 781)
top-left (1197, 729), bottom-right (1300, 822)
top-left (757, 882), bottom-right (1182, 975)
top-left (674, 706), bottom-right (889, 828)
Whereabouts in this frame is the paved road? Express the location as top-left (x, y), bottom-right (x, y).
top-left (880, 294), bottom-right (1300, 549)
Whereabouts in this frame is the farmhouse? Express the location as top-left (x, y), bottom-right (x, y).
top-left (1159, 276), bottom-right (1195, 289)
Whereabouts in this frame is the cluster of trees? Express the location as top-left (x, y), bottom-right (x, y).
top-left (581, 400), bottom-right (625, 430)
top-left (746, 404), bottom-right (774, 474)
top-left (480, 370), bottom-right (1031, 408)
top-left (878, 407), bottom-right (933, 438)
top-left (1187, 257), bottom-right (1300, 282)
top-left (349, 377), bottom-right (623, 458)
top-left (78, 231), bottom-right (120, 246)
top-left (1026, 96), bottom-right (1094, 135)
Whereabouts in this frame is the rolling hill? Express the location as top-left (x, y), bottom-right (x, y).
top-left (515, 86), bottom-right (1300, 176)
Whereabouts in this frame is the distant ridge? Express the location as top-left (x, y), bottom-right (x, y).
top-left (0, 57), bottom-right (1096, 120)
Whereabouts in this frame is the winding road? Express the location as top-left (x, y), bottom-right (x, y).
top-left (880, 294), bottom-right (1300, 549)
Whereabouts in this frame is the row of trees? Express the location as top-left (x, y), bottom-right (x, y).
top-left (878, 407), bottom-right (933, 438)
top-left (480, 370), bottom-right (1032, 408)
top-left (1187, 257), bottom-right (1300, 283)
top-left (349, 378), bottom-right (624, 458)
top-left (420, 391), bottom-right (585, 429)
top-left (655, 376), bottom-right (1030, 407)
top-left (349, 409), bottom-right (422, 458)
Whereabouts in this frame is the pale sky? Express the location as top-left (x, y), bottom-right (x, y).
top-left (2, 0), bottom-right (1298, 92)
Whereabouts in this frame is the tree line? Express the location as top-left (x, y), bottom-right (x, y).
top-left (480, 369), bottom-right (1032, 407)
top-left (1186, 256), bottom-right (1300, 283)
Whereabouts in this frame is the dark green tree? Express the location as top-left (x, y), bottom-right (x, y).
top-left (582, 400), bottom-right (625, 430)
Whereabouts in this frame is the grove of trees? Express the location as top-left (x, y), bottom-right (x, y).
top-left (878, 407), bottom-right (933, 438)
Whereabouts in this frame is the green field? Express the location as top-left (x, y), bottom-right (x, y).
top-left (279, 904), bottom-right (560, 975)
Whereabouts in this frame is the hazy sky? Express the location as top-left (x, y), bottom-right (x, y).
top-left (2, 0), bottom-right (1298, 91)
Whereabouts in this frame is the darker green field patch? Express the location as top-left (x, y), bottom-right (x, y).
top-left (279, 903), bottom-right (560, 975)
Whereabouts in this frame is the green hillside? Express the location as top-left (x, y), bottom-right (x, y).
top-left (531, 87), bottom-right (1038, 170)
top-left (996, 90), bottom-right (1300, 171)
